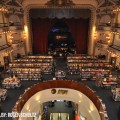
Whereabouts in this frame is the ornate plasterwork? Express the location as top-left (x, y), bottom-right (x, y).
top-left (24, 4), bottom-right (96, 55)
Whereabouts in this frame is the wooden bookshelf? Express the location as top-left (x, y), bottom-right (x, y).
top-left (9, 55), bottom-right (55, 80)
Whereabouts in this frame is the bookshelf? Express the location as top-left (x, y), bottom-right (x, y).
top-left (9, 55), bottom-right (55, 80)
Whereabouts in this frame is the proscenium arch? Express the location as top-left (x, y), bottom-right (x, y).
top-left (24, 4), bottom-right (96, 55)
top-left (13, 80), bottom-right (105, 120)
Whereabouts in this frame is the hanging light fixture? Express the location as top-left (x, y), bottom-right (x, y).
top-left (0, 0), bottom-right (8, 12)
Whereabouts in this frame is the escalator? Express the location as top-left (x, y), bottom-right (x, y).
top-left (50, 113), bottom-right (69, 120)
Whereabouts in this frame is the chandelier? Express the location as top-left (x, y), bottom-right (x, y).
top-left (0, 0), bottom-right (8, 12)
top-left (0, 6), bottom-right (8, 12)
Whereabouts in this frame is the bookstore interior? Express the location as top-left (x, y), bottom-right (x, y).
top-left (0, 0), bottom-right (120, 120)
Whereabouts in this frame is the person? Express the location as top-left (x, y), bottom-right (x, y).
top-left (96, 71), bottom-right (103, 87)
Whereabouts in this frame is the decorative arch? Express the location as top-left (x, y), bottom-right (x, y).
top-left (8, 14), bottom-right (21, 25)
top-left (13, 80), bottom-right (105, 120)
top-left (24, 4), bottom-right (96, 55)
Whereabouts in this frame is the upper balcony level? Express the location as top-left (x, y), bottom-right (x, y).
top-left (109, 45), bottom-right (120, 51)
top-left (95, 40), bottom-right (109, 50)
top-left (9, 22), bottom-right (23, 31)
top-left (97, 23), bottom-right (111, 31)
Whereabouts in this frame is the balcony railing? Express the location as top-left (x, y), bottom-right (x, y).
top-left (112, 23), bottom-right (120, 28)
top-left (0, 23), bottom-right (23, 31)
top-left (110, 45), bottom-right (120, 51)
top-left (9, 26), bottom-right (23, 30)
top-left (0, 23), bottom-right (8, 27)
top-left (9, 22), bottom-right (23, 30)
top-left (95, 41), bottom-right (108, 50)
top-left (0, 44), bottom-right (11, 51)
top-left (97, 24), bottom-right (111, 31)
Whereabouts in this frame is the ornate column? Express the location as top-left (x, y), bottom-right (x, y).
top-left (24, 7), bottom-right (31, 54)
top-left (88, 7), bottom-right (96, 55)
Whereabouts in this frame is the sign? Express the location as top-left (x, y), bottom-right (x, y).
top-left (51, 89), bottom-right (68, 95)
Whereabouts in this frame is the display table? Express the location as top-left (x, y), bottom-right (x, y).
top-left (112, 88), bottom-right (120, 101)
top-left (0, 88), bottom-right (7, 101)
top-left (55, 70), bottom-right (66, 80)
top-left (102, 81), bottom-right (118, 88)
top-left (2, 77), bottom-right (21, 89)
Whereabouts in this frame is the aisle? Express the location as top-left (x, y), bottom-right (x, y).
top-left (55, 58), bottom-right (67, 71)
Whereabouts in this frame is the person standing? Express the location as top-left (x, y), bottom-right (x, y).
top-left (96, 71), bottom-right (103, 87)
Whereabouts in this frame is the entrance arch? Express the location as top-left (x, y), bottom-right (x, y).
top-left (13, 80), bottom-right (105, 120)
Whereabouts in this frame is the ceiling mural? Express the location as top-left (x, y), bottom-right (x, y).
top-left (0, 0), bottom-right (120, 8)
top-left (1, 0), bottom-right (120, 5)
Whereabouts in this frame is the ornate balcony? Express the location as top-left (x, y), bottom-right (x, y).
top-left (97, 24), bottom-right (111, 31)
top-left (9, 22), bottom-right (23, 31)
top-left (95, 41), bottom-right (109, 50)
top-left (12, 41), bottom-right (25, 50)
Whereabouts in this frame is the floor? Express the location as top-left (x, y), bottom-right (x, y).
top-left (0, 58), bottom-right (120, 120)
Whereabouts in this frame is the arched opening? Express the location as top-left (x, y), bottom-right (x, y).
top-left (30, 8), bottom-right (90, 55)
top-left (48, 19), bottom-right (76, 57)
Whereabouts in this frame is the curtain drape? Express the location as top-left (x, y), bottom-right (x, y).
top-left (65, 18), bottom-right (89, 54)
top-left (31, 18), bottom-right (89, 54)
top-left (32, 18), bottom-right (53, 54)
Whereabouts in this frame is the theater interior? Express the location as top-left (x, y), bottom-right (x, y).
top-left (0, 0), bottom-right (120, 120)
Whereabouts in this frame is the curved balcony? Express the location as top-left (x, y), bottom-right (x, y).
top-left (9, 22), bottom-right (23, 31)
top-left (0, 44), bottom-right (12, 55)
top-left (97, 23), bottom-right (111, 31)
top-left (12, 41), bottom-right (25, 50)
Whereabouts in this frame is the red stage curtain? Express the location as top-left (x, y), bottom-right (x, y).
top-left (32, 18), bottom-right (54, 54)
top-left (32, 18), bottom-right (89, 54)
top-left (66, 18), bottom-right (89, 54)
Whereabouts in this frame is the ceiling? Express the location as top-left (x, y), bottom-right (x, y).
top-left (1, 0), bottom-right (120, 8)
top-left (1, 0), bottom-right (120, 4)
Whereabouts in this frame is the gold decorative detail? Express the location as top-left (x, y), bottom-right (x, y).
top-left (57, 89), bottom-right (68, 94)
top-left (51, 89), bottom-right (56, 94)
top-left (46, 0), bottom-right (74, 7)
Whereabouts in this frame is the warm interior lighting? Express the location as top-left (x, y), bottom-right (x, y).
top-left (36, 96), bottom-right (40, 101)
top-left (26, 106), bottom-right (30, 110)
top-left (0, 6), bottom-right (8, 12)
top-left (107, 50), bottom-right (120, 58)
top-left (90, 104), bottom-right (94, 111)
top-left (23, 25), bottom-right (28, 39)
top-left (24, 25), bottom-right (28, 33)
top-left (88, 110), bottom-right (91, 113)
